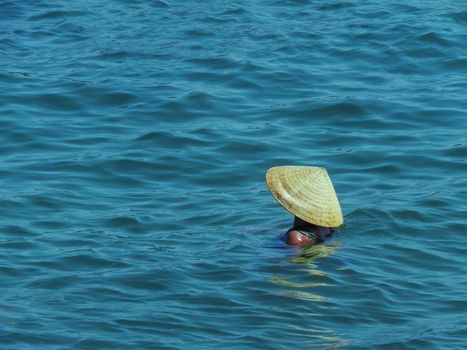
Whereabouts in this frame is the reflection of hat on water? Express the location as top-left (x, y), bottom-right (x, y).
top-left (265, 166), bottom-right (343, 228)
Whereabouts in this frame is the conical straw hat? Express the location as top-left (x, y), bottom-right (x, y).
top-left (265, 166), bottom-right (343, 227)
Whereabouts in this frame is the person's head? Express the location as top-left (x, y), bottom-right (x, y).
top-left (293, 216), bottom-right (332, 236)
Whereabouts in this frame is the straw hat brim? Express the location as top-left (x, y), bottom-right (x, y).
top-left (265, 166), bottom-right (343, 227)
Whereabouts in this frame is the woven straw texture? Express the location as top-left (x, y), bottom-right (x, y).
top-left (265, 166), bottom-right (343, 227)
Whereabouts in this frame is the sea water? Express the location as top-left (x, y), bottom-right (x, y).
top-left (1, 1), bottom-right (466, 349)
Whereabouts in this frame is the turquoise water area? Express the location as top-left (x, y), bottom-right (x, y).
top-left (1, 1), bottom-right (466, 349)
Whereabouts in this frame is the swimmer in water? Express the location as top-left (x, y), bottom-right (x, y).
top-left (265, 166), bottom-right (343, 247)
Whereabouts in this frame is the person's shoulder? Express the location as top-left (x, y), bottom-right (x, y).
top-left (286, 230), bottom-right (312, 246)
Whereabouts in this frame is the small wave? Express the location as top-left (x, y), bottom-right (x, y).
top-left (28, 10), bottom-right (87, 21)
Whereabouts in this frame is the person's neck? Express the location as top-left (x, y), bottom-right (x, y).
top-left (293, 219), bottom-right (330, 236)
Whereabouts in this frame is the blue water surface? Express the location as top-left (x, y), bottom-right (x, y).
top-left (1, 1), bottom-right (466, 349)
